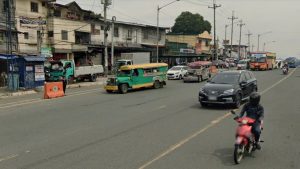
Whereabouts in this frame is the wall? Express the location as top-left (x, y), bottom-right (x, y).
top-left (15, 0), bottom-right (48, 54)
top-left (166, 35), bottom-right (197, 48)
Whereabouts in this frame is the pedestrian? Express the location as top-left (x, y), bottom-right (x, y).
top-left (62, 77), bottom-right (67, 95)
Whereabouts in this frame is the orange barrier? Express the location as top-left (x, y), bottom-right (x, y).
top-left (44, 82), bottom-right (65, 99)
top-left (209, 65), bottom-right (218, 74)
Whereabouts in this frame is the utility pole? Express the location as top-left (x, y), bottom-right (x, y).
top-left (209, 0), bottom-right (221, 61)
top-left (6, 0), bottom-right (12, 55)
top-left (224, 24), bottom-right (229, 42)
top-left (102, 0), bottom-right (111, 75)
top-left (238, 20), bottom-right (245, 60)
top-left (228, 11), bottom-right (238, 58)
top-left (111, 16), bottom-right (116, 69)
top-left (245, 31), bottom-right (252, 55)
top-left (257, 31), bottom-right (272, 52)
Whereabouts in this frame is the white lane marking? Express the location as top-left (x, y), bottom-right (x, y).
top-left (139, 113), bottom-right (231, 169)
top-left (0, 88), bottom-right (101, 109)
top-left (0, 154), bottom-right (19, 163)
top-left (260, 68), bottom-right (296, 95)
top-left (138, 68), bottom-right (297, 169)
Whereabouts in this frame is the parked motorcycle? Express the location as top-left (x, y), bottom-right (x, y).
top-left (282, 67), bottom-right (288, 75)
top-left (231, 110), bottom-right (263, 164)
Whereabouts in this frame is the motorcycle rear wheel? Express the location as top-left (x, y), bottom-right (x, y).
top-left (234, 144), bottom-right (245, 164)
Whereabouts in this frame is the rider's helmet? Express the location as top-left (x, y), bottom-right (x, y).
top-left (249, 92), bottom-right (261, 106)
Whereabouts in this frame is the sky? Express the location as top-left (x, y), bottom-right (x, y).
top-left (57, 0), bottom-right (300, 59)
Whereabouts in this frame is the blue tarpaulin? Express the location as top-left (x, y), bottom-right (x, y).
top-left (0, 54), bottom-right (18, 60)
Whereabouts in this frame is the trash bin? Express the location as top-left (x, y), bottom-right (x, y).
top-left (8, 73), bottom-right (19, 91)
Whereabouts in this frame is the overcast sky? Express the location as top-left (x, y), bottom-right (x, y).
top-left (57, 0), bottom-right (300, 58)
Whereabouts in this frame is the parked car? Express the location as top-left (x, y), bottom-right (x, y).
top-left (199, 70), bottom-right (257, 108)
top-left (167, 66), bottom-right (188, 80)
top-left (237, 59), bottom-right (250, 70)
top-left (183, 61), bottom-right (211, 83)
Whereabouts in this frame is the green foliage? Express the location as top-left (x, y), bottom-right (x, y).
top-left (170, 11), bottom-right (212, 35)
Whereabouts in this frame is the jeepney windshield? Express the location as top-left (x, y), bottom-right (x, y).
top-left (50, 62), bottom-right (64, 71)
top-left (117, 70), bottom-right (132, 76)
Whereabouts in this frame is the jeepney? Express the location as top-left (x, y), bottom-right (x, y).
top-left (183, 61), bottom-right (211, 83)
top-left (105, 63), bottom-right (168, 94)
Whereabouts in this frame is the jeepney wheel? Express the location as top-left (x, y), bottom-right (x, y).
top-left (90, 74), bottom-right (97, 82)
top-left (119, 84), bottom-right (128, 94)
top-left (160, 82), bottom-right (164, 88)
top-left (153, 81), bottom-right (160, 89)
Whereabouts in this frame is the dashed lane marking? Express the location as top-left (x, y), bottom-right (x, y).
top-left (138, 68), bottom-right (297, 169)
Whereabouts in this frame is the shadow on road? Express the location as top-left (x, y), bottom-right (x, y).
top-left (213, 148), bottom-right (236, 166)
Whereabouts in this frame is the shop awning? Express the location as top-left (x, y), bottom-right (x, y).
top-left (0, 54), bottom-right (18, 60)
top-left (23, 56), bottom-right (46, 62)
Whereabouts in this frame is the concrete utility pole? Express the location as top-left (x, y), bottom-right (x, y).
top-left (209, 0), bottom-right (221, 61)
top-left (157, 0), bottom-right (180, 63)
top-left (102, 0), bottom-right (111, 75)
top-left (111, 16), bottom-right (116, 68)
top-left (257, 31), bottom-right (272, 52)
top-left (5, 0), bottom-right (12, 55)
top-left (238, 20), bottom-right (245, 60)
top-left (245, 31), bottom-right (252, 55)
top-left (224, 24), bottom-right (229, 42)
top-left (228, 11), bottom-right (238, 58)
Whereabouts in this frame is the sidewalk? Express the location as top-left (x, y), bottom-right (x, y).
top-left (0, 77), bottom-right (107, 98)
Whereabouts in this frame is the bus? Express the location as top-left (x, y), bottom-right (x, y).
top-left (250, 52), bottom-right (276, 70)
top-left (105, 63), bottom-right (168, 94)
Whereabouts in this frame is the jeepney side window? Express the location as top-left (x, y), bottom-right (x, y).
top-left (133, 69), bottom-right (139, 76)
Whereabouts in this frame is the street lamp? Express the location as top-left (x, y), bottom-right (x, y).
top-left (156, 0), bottom-right (180, 63)
top-left (263, 41), bottom-right (276, 52)
top-left (257, 31), bottom-right (272, 51)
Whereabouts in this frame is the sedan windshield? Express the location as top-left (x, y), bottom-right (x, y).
top-left (210, 73), bottom-right (240, 84)
top-left (170, 67), bottom-right (182, 71)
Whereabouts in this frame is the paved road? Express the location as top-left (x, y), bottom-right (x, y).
top-left (0, 69), bottom-right (299, 169)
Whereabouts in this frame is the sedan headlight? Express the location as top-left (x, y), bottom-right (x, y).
top-left (223, 89), bottom-right (234, 94)
top-left (199, 88), bottom-right (206, 94)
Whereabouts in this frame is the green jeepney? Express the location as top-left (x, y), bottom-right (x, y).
top-left (105, 63), bottom-right (168, 94)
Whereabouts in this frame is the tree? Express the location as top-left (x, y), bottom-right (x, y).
top-left (170, 11), bottom-right (211, 35)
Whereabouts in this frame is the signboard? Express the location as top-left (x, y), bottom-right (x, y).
top-left (180, 48), bottom-right (195, 54)
top-left (251, 53), bottom-right (266, 58)
top-left (26, 66), bottom-right (33, 71)
top-left (35, 65), bottom-right (44, 73)
top-left (35, 73), bottom-right (45, 81)
top-left (41, 47), bottom-right (53, 58)
top-left (20, 16), bottom-right (47, 28)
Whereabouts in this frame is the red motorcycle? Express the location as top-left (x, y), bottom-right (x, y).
top-left (231, 110), bottom-right (263, 164)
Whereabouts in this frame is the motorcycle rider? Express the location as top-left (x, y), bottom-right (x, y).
top-left (237, 92), bottom-right (264, 150)
top-left (283, 63), bottom-right (289, 73)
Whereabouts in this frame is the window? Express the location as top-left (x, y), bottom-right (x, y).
top-left (54, 9), bottom-right (61, 17)
top-left (245, 72), bottom-right (251, 81)
top-left (61, 30), bottom-right (68, 40)
top-left (127, 29), bottom-right (132, 39)
top-left (100, 25), bottom-right (104, 30)
top-left (48, 31), bottom-right (53, 38)
top-left (143, 30), bottom-right (148, 39)
top-left (133, 69), bottom-right (139, 76)
top-left (0, 32), bottom-right (4, 41)
top-left (37, 30), bottom-right (41, 40)
top-left (3, 0), bottom-right (7, 12)
top-left (31, 2), bottom-right (38, 13)
top-left (114, 27), bottom-right (119, 37)
top-left (205, 40), bottom-right (209, 47)
top-left (198, 40), bottom-right (202, 44)
top-left (24, 32), bottom-right (29, 39)
top-left (239, 73), bottom-right (246, 83)
top-left (42, 2), bottom-right (46, 7)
